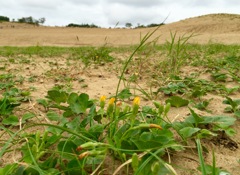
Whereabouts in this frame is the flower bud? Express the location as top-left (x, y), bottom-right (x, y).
top-left (78, 151), bottom-right (90, 159)
top-left (132, 97), bottom-right (140, 115)
top-left (131, 153), bottom-right (139, 172)
top-left (164, 103), bottom-right (171, 115)
top-left (99, 95), bottom-right (106, 108)
top-left (76, 142), bottom-right (105, 151)
top-left (107, 97), bottom-right (115, 115)
top-left (151, 161), bottom-right (160, 174)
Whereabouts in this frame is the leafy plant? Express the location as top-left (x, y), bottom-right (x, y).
top-left (165, 32), bottom-right (195, 74)
top-left (194, 99), bottom-right (212, 112)
top-left (0, 97), bottom-right (20, 120)
top-left (157, 82), bottom-right (187, 95)
top-left (165, 96), bottom-right (189, 108)
top-left (173, 108), bottom-right (236, 140)
top-left (223, 97), bottom-right (240, 118)
top-left (81, 46), bottom-right (114, 66)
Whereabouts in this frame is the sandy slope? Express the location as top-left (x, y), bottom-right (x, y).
top-left (0, 13), bottom-right (240, 46)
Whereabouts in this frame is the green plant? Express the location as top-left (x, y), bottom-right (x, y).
top-left (81, 46), bottom-right (114, 66)
top-left (0, 97), bottom-right (20, 121)
top-left (173, 108), bottom-right (236, 141)
top-left (196, 139), bottom-right (230, 175)
top-left (165, 32), bottom-right (195, 75)
top-left (157, 82), bottom-right (187, 95)
top-left (223, 97), bottom-right (240, 118)
top-left (194, 99), bottom-right (212, 113)
top-left (165, 96), bottom-right (189, 108)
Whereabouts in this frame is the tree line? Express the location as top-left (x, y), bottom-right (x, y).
top-left (0, 16), bottom-right (10, 22)
top-left (0, 15), bottom-right (164, 28)
top-left (67, 23), bottom-right (99, 28)
top-left (0, 15), bottom-right (45, 25)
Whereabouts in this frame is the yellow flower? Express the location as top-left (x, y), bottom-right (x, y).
top-left (100, 95), bottom-right (106, 108)
top-left (132, 97), bottom-right (140, 117)
top-left (133, 97), bottom-right (140, 106)
top-left (107, 97), bottom-right (115, 117)
top-left (108, 97), bottom-right (115, 105)
top-left (100, 95), bottom-right (106, 102)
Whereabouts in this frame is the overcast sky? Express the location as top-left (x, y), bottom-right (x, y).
top-left (1, 0), bottom-right (239, 27)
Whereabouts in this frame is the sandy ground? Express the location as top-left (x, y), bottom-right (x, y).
top-left (0, 13), bottom-right (240, 174)
top-left (0, 13), bottom-right (240, 47)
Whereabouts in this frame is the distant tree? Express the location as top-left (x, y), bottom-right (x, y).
top-left (38, 17), bottom-right (46, 25)
top-left (0, 16), bottom-right (10, 22)
top-left (17, 16), bottom-right (46, 25)
top-left (67, 23), bottom-right (99, 28)
top-left (125, 22), bottom-right (132, 28)
top-left (135, 23), bottom-right (146, 28)
top-left (147, 23), bottom-right (165, 28)
top-left (18, 16), bottom-right (35, 24)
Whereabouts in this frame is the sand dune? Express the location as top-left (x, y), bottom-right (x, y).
top-left (0, 13), bottom-right (239, 46)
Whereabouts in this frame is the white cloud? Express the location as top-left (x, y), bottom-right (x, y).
top-left (103, 4), bottom-right (166, 26)
top-left (18, 0), bottom-right (60, 9)
top-left (105, 0), bottom-right (163, 7)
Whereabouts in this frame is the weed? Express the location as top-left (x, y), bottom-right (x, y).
top-left (165, 32), bottom-right (195, 75)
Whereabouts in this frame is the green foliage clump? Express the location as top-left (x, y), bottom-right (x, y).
top-left (17, 16), bottom-right (45, 25)
top-left (67, 23), bottom-right (99, 28)
top-left (0, 16), bottom-right (9, 22)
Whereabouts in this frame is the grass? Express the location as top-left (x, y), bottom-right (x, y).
top-left (0, 33), bottom-right (239, 174)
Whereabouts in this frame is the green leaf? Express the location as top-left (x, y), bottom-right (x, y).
top-left (191, 89), bottom-right (206, 98)
top-left (194, 101), bottom-right (209, 110)
top-left (224, 128), bottom-right (236, 137)
top-left (22, 113), bottom-right (35, 123)
top-left (69, 93), bottom-right (93, 114)
top-left (235, 111), bottom-right (240, 118)
top-left (47, 111), bottom-right (61, 121)
top-left (165, 96), bottom-right (189, 108)
top-left (131, 130), bottom-right (175, 150)
top-left (179, 127), bottom-right (200, 139)
top-left (0, 98), bottom-right (20, 116)
top-left (88, 124), bottom-right (104, 140)
top-left (0, 163), bottom-right (18, 175)
top-left (223, 97), bottom-right (240, 112)
top-left (197, 129), bottom-right (217, 139)
top-left (188, 108), bottom-right (204, 126)
top-left (212, 72), bottom-right (227, 82)
top-left (224, 106), bottom-right (233, 113)
top-left (116, 88), bottom-right (132, 100)
top-left (47, 90), bottom-right (68, 104)
top-left (67, 159), bottom-right (84, 174)
top-left (57, 140), bottom-right (77, 160)
top-left (2, 115), bottom-right (19, 126)
top-left (225, 86), bottom-right (239, 94)
top-left (36, 98), bottom-right (49, 108)
top-left (202, 115), bottom-right (236, 128)
top-left (196, 139), bottom-right (207, 175)
top-left (67, 92), bottom-right (78, 104)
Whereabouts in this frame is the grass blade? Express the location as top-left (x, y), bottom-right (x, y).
top-left (196, 139), bottom-right (207, 175)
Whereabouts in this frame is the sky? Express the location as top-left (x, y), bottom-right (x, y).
top-left (1, 0), bottom-right (239, 27)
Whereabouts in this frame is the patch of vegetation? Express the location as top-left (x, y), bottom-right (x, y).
top-left (67, 23), bottom-right (99, 28)
top-left (0, 16), bottom-right (10, 22)
top-left (0, 28), bottom-right (239, 175)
